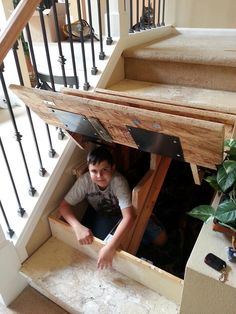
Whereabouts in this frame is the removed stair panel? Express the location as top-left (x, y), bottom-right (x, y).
top-left (97, 81), bottom-right (236, 117)
top-left (21, 237), bottom-right (181, 313)
top-left (49, 211), bottom-right (183, 305)
top-left (10, 85), bottom-right (225, 169)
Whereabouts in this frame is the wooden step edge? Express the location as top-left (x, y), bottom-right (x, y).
top-left (61, 86), bottom-right (236, 127)
top-left (48, 212), bottom-right (184, 305)
top-left (94, 87), bottom-right (236, 119)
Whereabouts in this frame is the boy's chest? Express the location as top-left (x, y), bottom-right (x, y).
top-left (86, 186), bottom-right (120, 212)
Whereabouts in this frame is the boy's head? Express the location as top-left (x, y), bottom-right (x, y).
top-left (87, 146), bottom-right (115, 189)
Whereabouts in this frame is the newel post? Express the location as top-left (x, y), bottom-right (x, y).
top-left (0, 225), bottom-right (27, 306)
top-left (105, 0), bottom-right (129, 38)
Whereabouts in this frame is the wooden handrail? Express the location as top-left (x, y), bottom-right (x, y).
top-left (0, 0), bottom-right (40, 65)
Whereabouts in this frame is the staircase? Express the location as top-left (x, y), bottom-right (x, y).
top-left (107, 28), bottom-right (236, 147)
top-left (18, 28), bottom-right (236, 313)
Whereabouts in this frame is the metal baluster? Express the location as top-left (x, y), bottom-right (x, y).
top-left (97, 0), bottom-right (106, 60)
top-left (51, 0), bottom-right (66, 139)
top-left (136, 0), bottom-right (140, 31)
top-left (12, 41), bottom-right (47, 177)
top-left (38, 3), bottom-right (57, 157)
top-left (161, 0), bottom-right (165, 26)
top-left (76, 0), bottom-right (90, 90)
top-left (106, 0), bottom-right (113, 45)
top-left (0, 137), bottom-right (25, 217)
top-left (25, 23), bottom-right (60, 150)
top-left (0, 64), bottom-right (36, 196)
top-left (38, 4), bottom-right (55, 91)
top-left (64, 0), bottom-right (79, 88)
top-left (140, 0), bottom-right (145, 30)
top-left (0, 201), bottom-right (14, 238)
top-left (87, 0), bottom-right (98, 75)
top-left (147, 0), bottom-right (151, 29)
top-left (52, 0), bottom-right (67, 87)
top-left (129, 0), bottom-right (134, 33)
top-left (152, 0), bottom-right (157, 28)
top-left (157, 0), bottom-right (161, 27)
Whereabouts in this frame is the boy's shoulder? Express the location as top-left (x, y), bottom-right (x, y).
top-left (111, 171), bottom-right (129, 186)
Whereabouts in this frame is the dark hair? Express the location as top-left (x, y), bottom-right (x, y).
top-left (87, 146), bottom-right (114, 166)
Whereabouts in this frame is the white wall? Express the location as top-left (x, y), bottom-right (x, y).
top-left (172, 0), bottom-right (236, 28)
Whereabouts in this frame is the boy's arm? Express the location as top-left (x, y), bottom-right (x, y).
top-left (59, 199), bottom-right (93, 245)
top-left (97, 206), bottom-right (135, 269)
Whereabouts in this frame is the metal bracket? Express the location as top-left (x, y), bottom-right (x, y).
top-left (49, 108), bottom-right (112, 142)
top-left (127, 126), bottom-right (184, 160)
top-left (87, 117), bottom-right (113, 143)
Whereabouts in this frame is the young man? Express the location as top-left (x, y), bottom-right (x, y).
top-left (59, 146), bottom-right (135, 269)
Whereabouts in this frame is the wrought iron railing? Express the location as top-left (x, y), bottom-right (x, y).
top-left (0, 0), bottom-right (113, 239)
top-left (129, 0), bottom-right (166, 33)
top-left (0, 0), bottom-right (167, 240)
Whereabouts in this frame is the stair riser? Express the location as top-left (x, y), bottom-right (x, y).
top-left (125, 58), bottom-right (236, 92)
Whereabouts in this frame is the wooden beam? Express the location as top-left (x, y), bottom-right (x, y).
top-left (88, 88), bottom-right (236, 125)
top-left (127, 157), bottom-right (171, 255)
top-left (95, 87), bottom-right (236, 118)
top-left (9, 85), bottom-right (225, 169)
top-left (190, 163), bottom-right (205, 185)
top-left (121, 154), bottom-right (161, 252)
top-left (0, 0), bottom-right (41, 65)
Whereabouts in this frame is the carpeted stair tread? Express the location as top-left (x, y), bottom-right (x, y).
top-left (123, 28), bottom-right (236, 67)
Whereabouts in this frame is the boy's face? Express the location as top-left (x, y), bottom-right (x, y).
top-left (88, 160), bottom-right (115, 189)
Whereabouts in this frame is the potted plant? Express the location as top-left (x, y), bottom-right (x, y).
top-left (188, 139), bottom-right (236, 251)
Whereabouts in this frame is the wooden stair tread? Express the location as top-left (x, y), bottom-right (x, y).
top-left (10, 84), bottom-right (225, 169)
top-left (20, 236), bottom-right (181, 313)
top-left (107, 79), bottom-right (236, 114)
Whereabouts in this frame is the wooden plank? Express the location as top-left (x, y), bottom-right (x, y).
top-left (62, 87), bottom-right (236, 126)
top-left (48, 210), bottom-right (183, 304)
top-left (0, 0), bottom-right (41, 64)
top-left (122, 169), bottom-right (156, 251)
top-left (190, 163), bottom-right (205, 185)
top-left (95, 87), bottom-right (236, 117)
top-left (10, 85), bottom-right (225, 168)
top-left (127, 157), bottom-right (171, 255)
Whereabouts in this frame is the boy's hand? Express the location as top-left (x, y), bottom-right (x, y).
top-left (74, 224), bottom-right (93, 245)
top-left (97, 245), bottom-right (116, 269)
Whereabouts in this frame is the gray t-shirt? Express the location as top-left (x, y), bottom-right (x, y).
top-left (65, 171), bottom-right (132, 215)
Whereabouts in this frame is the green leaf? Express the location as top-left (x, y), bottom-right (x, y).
top-left (224, 139), bottom-right (236, 148)
top-left (228, 147), bottom-right (236, 160)
top-left (215, 200), bottom-right (236, 224)
top-left (217, 166), bottom-right (236, 192)
top-left (188, 205), bottom-right (215, 222)
top-left (223, 160), bottom-right (236, 174)
top-left (204, 175), bottom-right (220, 191)
top-left (219, 221), bottom-right (236, 232)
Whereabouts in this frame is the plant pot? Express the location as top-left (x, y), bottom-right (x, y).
top-left (212, 218), bottom-right (236, 237)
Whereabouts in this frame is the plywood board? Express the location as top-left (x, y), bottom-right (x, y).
top-left (10, 85), bottom-right (225, 168)
top-left (48, 210), bottom-right (183, 305)
top-left (21, 236), bottom-right (180, 313)
top-left (128, 157), bottom-right (171, 255)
